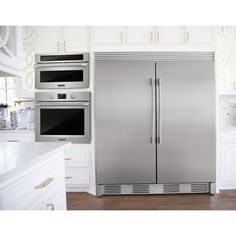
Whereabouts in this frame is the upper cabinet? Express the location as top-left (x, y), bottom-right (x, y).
top-left (35, 26), bottom-right (89, 53)
top-left (157, 26), bottom-right (184, 44)
top-left (35, 26), bottom-right (63, 53)
top-left (184, 26), bottom-right (214, 44)
top-left (92, 26), bottom-right (125, 45)
top-left (63, 26), bottom-right (89, 52)
top-left (126, 26), bottom-right (154, 44)
top-left (0, 26), bottom-right (22, 77)
top-left (92, 26), bottom-right (214, 47)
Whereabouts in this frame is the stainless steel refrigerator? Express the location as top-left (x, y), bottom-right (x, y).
top-left (95, 52), bottom-right (216, 196)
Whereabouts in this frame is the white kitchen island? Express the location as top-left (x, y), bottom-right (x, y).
top-left (0, 142), bottom-right (70, 210)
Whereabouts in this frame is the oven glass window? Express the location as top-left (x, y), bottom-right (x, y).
top-left (40, 70), bottom-right (84, 83)
top-left (40, 109), bottom-right (84, 135)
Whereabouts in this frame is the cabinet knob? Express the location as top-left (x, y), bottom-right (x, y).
top-left (46, 204), bottom-right (55, 210)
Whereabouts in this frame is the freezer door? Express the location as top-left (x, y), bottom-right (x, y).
top-left (156, 61), bottom-right (216, 183)
top-left (95, 61), bottom-right (156, 184)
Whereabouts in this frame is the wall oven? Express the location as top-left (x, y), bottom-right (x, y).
top-left (35, 53), bottom-right (89, 89)
top-left (35, 92), bottom-right (91, 143)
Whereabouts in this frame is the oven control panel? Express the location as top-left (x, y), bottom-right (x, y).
top-left (35, 92), bottom-right (91, 102)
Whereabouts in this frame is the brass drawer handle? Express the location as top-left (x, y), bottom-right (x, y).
top-left (34, 177), bottom-right (54, 190)
top-left (65, 176), bottom-right (72, 180)
top-left (64, 157), bottom-right (72, 161)
top-left (46, 203), bottom-right (55, 210)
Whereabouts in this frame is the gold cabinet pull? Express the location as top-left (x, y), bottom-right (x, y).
top-left (65, 176), bottom-right (72, 180)
top-left (64, 41), bottom-right (66, 52)
top-left (156, 31), bottom-right (160, 42)
top-left (120, 32), bottom-right (124, 44)
top-left (150, 31), bottom-right (153, 43)
top-left (186, 31), bottom-right (190, 42)
top-left (46, 204), bottom-right (55, 210)
top-left (34, 177), bottom-right (54, 190)
top-left (57, 41), bottom-right (60, 52)
top-left (64, 157), bottom-right (72, 161)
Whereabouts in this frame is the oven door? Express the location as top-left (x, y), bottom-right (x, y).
top-left (35, 102), bottom-right (90, 143)
top-left (35, 63), bottom-right (89, 89)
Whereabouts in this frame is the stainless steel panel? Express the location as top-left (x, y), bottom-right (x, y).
top-left (95, 61), bottom-right (156, 184)
top-left (156, 61), bottom-right (216, 183)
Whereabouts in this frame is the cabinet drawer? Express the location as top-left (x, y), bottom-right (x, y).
top-left (30, 182), bottom-right (66, 210)
top-left (0, 133), bottom-right (34, 142)
top-left (65, 167), bottom-right (90, 186)
top-left (2, 155), bottom-right (65, 210)
top-left (64, 149), bottom-right (90, 167)
top-left (220, 132), bottom-right (236, 144)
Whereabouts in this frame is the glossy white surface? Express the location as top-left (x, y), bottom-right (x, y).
top-left (0, 142), bottom-right (70, 183)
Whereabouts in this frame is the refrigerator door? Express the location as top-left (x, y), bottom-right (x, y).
top-left (156, 61), bottom-right (216, 183)
top-left (95, 61), bottom-right (156, 184)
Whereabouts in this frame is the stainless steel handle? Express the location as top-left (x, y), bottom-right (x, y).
top-left (157, 77), bottom-right (162, 144)
top-left (35, 63), bottom-right (88, 68)
top-left (151, 78), bottom-right (156, 144)
top-left (35, 102), bottom-right (90, 106)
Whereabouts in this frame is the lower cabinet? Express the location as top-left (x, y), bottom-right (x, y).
top-left (64, 144), bottom-right (92, 192)
top-left (0, 153), bottom-right (66, 210)
top-left (219, 131), bottom-right (236, 189)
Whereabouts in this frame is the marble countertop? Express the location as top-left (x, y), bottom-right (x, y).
top-left (0, 142), bottom-right (70, 184)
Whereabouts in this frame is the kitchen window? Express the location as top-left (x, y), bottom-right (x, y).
top-left (0, 77), bottom-right (17, 103)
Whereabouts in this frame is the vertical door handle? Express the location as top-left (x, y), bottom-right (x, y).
top-left (120, 32), bottom-right (123, 44)
top-left (186, 31), bottom-right (190, 42)
top-left (64, 41), bottom-right (66, 52)
top-left (57, 41), bottom-right (60, 52)
top-left (150, 31), bottom-right (153, 43)
top-left (157, 77), bottom-right (162, 144)
top-left (151, 78), bottom-right (156, 144)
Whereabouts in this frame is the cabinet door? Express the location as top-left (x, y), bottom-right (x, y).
top-left (63, 26), bottom-right (88, 52)
top-left (35, 26), bottom-right (63, 53)
top-left (126, 26), bottom-right (154, 44)
top-left (185, 26), bottom-right (214, 44)
top-left (156, 26), bottom-right (184, 44)
top-left (92, 26), bottom-right (125, 44)
top-left (220, 145), bottom-right (236, 184)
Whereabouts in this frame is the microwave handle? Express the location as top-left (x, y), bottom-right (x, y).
top-left (34, 63), bottom-right (88, 68)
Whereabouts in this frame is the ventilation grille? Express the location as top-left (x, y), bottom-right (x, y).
top-left (95, 52), bottom-right (214, 62)
top-left (163, 184), bottom-right (180, 194)
top-left (133, 184), bottom-right (150, 194)
top-left (104, 185), bottom-right (121, 195)
top-left (191, 183), bottom-right (209, 193)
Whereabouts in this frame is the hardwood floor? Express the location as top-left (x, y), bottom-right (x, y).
top-left (66, 190), bottom-right (236, 210)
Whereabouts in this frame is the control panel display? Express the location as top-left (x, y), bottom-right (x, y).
top-left (58, 94), bottom-right (66, 99)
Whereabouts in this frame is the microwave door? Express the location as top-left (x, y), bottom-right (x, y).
top-left (35, 63), bottom-right (89, 89)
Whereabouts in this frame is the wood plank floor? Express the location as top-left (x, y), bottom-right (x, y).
top-left (66, 190), bottom-right (236, 210)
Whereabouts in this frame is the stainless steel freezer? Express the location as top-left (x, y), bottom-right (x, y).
top-left (95, 52), bottom-right (216, 196)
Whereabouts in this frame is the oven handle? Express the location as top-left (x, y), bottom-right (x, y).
top-left (35, 63), bottom-right (88, 68)
top-left (35, 102), bottom-right (90, 106)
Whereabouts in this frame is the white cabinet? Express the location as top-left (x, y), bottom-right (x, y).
top-left (218, 131), bottom-right (236, 189)
top-left (157, 26), bottom-right (184, 44)
top-left (0, 26), bottom-right (22, 77)
top-left (185, 26), bottom-right (214, 44)
top-left (64, 144), bottom-right (91, 192)
top-left (36, 26), bottom-right (63, 53)
top-left (126, 26), bottom-right (154, 44)
top-left (35, 26), bottom-right (88, 53)
top-left (92, 26), bottom-right (125, 44)
top-left (63, 26), bottom-right (88, 52)
top-left (0, 153), bottom-right (66, 210)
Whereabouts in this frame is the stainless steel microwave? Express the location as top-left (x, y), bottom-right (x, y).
top-left (35, 91), bottom-right (91, 143)
top-left (35, 53), bottom-right (89, 89)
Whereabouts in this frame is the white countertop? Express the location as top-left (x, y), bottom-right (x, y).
top-left (0, 142), bottom-right (70, 184)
